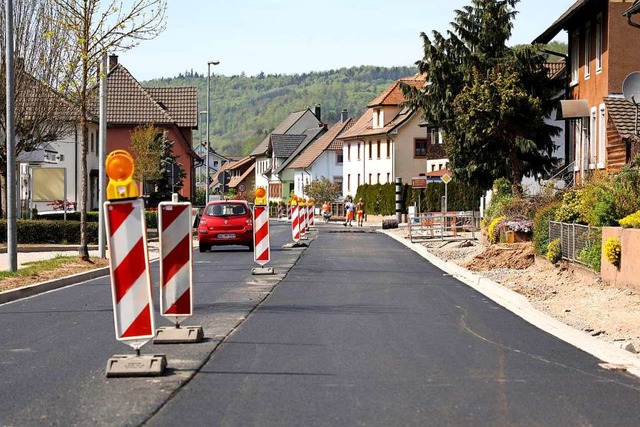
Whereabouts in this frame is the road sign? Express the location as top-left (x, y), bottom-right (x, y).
top-left (441, 173), bottom-right (452, 184)
top-left (218, 171), bottom-right (231, 185)
top-left (238, 183), bottom-right (246, 192)
top-left (412, 177), bottom-right (427, 189)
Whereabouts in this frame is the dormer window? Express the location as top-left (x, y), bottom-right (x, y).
top-left (373, 108), bottom-right (384, 129)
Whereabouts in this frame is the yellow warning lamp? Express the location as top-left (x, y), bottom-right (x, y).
top-left (290, 194), bottom-right (298, 206)
top-left (307, 198), bottom-right (314, 207)
top-left (254, 187), bottom-right (267, 206)
top-left (105, 149), bottom-right (138, 200)
top-left (300, 198), bottom-right (306, 206)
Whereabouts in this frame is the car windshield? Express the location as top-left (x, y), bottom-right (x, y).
top-left (206, 203), bottom-right (246, 217)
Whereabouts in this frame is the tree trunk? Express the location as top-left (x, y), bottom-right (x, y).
top-left (509, 146), bottom-right (523, 198)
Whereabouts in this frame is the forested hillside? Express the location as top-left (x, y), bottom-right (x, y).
top-left (143, 65), bottom-right (417, 157)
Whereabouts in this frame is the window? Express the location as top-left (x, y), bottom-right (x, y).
top-left (368, 173), bottom-right (372, 184)
top-left (347, 174), bottom-right (351, 192)
top-left (368, 141), bottom-right (372, 159)
top-left (386, 140), bottom-right (391, 158)
top-left (386, 173), bottom-right (390, 183)
top-left (347, 143), bottom-right (351, 161)
top-left (426, 126), bottom-right (440, 144)
top-left (584, 25), bottom-right (591, 79)
top-left (373, 109), bottom-right (380, 129)
top-left (90, 132), bottom-right (94, 153)
top-left (414, 139), bottom-right (427, 157)
top-left (596, 14), bottom-right (603, 73)
top-left (589, 107), bottom-right (597, 167)
top-left (357, 143), bottom-right (361, 160)
top-left (357, 174), bottom-right (361, 187)
top-left (570, 30), bottom-right (579, 85)
top-left (431, 164), bottom-right (436, 172)
top-left (598, 104), bottom-right (606, 168)
top-left (376, 140), bottom-right (381, 159)
top-left (337, 151), bottom-right (343, 164)
top-left (377, 173), bottom-right (380, 184)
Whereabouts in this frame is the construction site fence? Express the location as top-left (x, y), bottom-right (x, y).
top-left (408, 211), bottom-right (480, 242)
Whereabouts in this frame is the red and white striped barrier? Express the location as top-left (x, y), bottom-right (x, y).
top-left (253, 205), bottom-right (270, 266)
top-left (291, 205), bottom-right (300, 242)
top-left (299, 205), bottom-right (307, 236)
top-left (308, 204), bottom-right (315, 227)
top-left (158, 202), bottom-right (193, 320)
top-left (104, 199), bottom-right (154, 348)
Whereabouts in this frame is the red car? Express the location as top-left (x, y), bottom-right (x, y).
top-left (197, 200), bottom-right (253, 252)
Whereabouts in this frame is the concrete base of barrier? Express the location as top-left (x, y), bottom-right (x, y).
top-left (282, 242), bottom-right (308, 249)
top-left (153, 326), bottom-right (204, 344)
top-left (105, 354), bottom-right (166, 377)
top-left (251, 266), bottom-right (275, 275)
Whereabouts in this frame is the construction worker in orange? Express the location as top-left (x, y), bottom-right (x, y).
top-left (356, 198), bottom-right (365, 227)
top-left (105, 149), bottom-right (138, 200)
top-left (322, 200), bottom-right (331, 223)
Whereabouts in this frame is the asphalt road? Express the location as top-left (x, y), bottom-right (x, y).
top-left (1, 222), bottom-right (640, 426)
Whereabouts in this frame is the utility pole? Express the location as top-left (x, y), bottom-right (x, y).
top-left (5, 0), bottom-right (17, 271)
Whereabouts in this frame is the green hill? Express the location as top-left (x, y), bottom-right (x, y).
top-left (143, 65), bottom-right (417, 157)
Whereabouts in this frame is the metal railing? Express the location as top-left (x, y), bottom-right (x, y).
top-left (548, 221), bottom-right (599, 265)
top-left (408, 211), bottom-right (480, 242)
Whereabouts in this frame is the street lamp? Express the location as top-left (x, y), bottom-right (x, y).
top-left (199, 110), bottom-right (206, 186)
top-left (206, 60), bottom-right (220, 204)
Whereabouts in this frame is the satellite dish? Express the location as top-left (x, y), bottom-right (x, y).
top-left (622, 72), bottom-right (640, 104)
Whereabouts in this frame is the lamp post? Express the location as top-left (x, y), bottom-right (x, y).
top-left (199, 110), bottom-right (206, 186)
top-left (206, 60), bottom-right (220, 204)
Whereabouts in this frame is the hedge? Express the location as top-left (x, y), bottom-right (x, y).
top-left (0, 219), bottom-right (99, 244)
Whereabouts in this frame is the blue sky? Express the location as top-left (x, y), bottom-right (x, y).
top-left (118, 0), bottom-right (575, 81)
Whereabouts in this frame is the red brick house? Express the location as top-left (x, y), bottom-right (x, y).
top-left (103, 55), bottom-right (199, 201)
top-left (534, 0), bottom-right (640, 183)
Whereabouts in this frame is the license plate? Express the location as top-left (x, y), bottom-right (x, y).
top-left (217, 233), bottom-right (236, 239)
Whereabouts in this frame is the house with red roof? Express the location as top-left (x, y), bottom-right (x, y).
top-left (102, 55), bottom-right (199, 202)
top-left (338, 75), bottom-right (430, 198)
top-left (534, 0), bottom-right (640, 183)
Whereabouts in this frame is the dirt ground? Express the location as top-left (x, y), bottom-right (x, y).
top-left (390, 228), bottom-right (640, 353)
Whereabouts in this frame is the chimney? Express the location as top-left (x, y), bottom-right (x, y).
top-left (340, 109), bottom-right (348, 123)
top-left (314, 104), bottom-right (321, 122)
top-left (109, 55), bottom-right (119, 70)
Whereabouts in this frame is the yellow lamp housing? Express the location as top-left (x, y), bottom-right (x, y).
top-left (105, 149), bottom-right (138, 200)
top-left (254, 187), bottom-right (267, 206)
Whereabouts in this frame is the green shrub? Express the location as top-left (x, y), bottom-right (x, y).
top-left (35, 211), bottom-right (100, 222)
top-left (546, 238), bottom-right (562, 263)
top-left (145, 210), bottom-right (158, 229)
top-left (603, 237), bottom-right (621, 267)
top-left (619, 211), bottom-right (640, 229)
top-left (533, 202), bottom-right (560, 255)
top-left (0, 220), bottom-right (98, 244)
top-left (578, 230), bottom-right (602, 272)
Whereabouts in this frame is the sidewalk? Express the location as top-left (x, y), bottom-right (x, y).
top-left (0, 241), bottom-right (161, 271)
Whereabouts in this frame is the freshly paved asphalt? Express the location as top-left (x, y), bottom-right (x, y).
top-left (1, 221), bottom-right (640, 426)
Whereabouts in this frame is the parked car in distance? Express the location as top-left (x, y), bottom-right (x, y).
top-left (197, 200), bottom-right (253, 252)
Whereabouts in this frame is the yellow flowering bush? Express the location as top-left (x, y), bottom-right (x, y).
top-left (546, 238), bottom-right (562, 263)
top-left (603, 237), bottom-right (621, 267)
top-left (619, 211), bottom-right (640, 229)
top-left (487, 216), bottom-right (506, 244)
